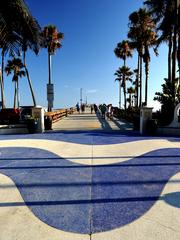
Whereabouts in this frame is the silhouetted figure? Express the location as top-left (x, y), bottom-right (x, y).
top-left (100, 104), bottom-right (107, 119)
top-left (81, 104), bottom-right (85, 113)
top-left (107, 104), bottom-right (113, 120)
top-left (76, 103), bottom-right (80, 113)
top-left (91, 105), bottom-right (94, 114)
top-left (94, 104), bottom-right (98, 113)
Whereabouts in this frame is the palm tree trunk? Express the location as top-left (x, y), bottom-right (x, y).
top-left (0, 51), bottom-right (5, 108)
top-left (123, 57), bottom-right (127, 109)
top-left (123, 84), bottom-right (126, 110)
top-left (119, 81), bottom-right (121, 109)
top-left (136, 54), bottom-right (140, 107)
top-left (178, 35), bottom-right (180, 83)
top-left (0, 69), bottom-right (5, 109)
top-left (23, 51), bottom-right (36, 106)
top-left (172, 30), bottom-right (177, 83)
top-left (14, 81), bottom-right (17, 109)
top-left (145, 60), bottom-right (149, 106)
top-left (48, 52), bottom-right (52, 85)
top-left (168, 33), bottom-right (172, 82)
top-left (17, 80), bottom-right (20, 108)
top-left (139, 56), bottom-right (143, 107)
top-left (177, 1), bottom-right (180, 84)
top-left (172, 0), bottom-right (178, 85)
top-left (172, 25), bottom-right (177, 106)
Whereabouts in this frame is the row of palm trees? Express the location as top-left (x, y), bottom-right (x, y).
top-left (114, 0), bottom-right (180, 110)
top-left (0, 0), bottom-right (64, 111)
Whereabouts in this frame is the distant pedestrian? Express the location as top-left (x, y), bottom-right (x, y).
top-left (81, 104), bottom-right (85, 113)
top-left (94, 104), bottom-right (98, 114)
top-left (107, 104), bottom-right (113, 120)
top-left (100, 104), bottom-right (107, 119)
top-left (91, 105), bottom-right (94, 114)
top-left (76, 103), bottom-right (80, 113)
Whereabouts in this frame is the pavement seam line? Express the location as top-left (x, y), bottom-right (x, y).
top-left (89, 135), bottom-right (94, 238)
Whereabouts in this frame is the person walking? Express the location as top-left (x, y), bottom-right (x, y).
top-left (91, 105), bottom-right (94, 114)
top-left (100, 104), bottom-right (107, 119)
top-left (76, 103), bottom-right (80, 113)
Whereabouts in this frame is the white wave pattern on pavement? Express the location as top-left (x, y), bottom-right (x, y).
top-left (0, 138), bottom-right (180, 165)
top-left (0, 138), bottom-right (180, 240)
top-left (0, 172), bottom-right (180, 240)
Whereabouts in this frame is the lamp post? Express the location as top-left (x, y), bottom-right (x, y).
top-left (47, 53), bottom-right (54, 112)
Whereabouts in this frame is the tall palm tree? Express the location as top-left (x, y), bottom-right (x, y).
top-left (42, 25), bottom-right (64, 112)
top-left (143, 28), bottom-right (157, 105)
top-left (128, 26), bottom-right (143, 107)
top-left (114, 69), bottom-right (123, 108)
top-left (114, 40), bottom-right (132, 109)
top-left (0, 0), bottom-right (41, 108)
top-left (21, 15), bottom-right (41, 107)
top-left (144, 0), bottom-right (179, 85)
top-left (128, 8), bottom-right (157, 106)
top-left (5, 58), bottom-right (26, 109)
top-left (114, 40), bottom-right (132, 66)
top-left (0, 32), bottom-right (22, 109)
top-left (115, 66), bottom-right (133, 109)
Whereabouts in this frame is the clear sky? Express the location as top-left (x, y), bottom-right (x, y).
top-left (4, 0), bottom-right (168, 110)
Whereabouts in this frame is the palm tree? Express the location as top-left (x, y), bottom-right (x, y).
top-left (0, 0), bottom-right (41, 108)
top-left (144, 0), bottom-right (180, 105)
top-left (128, 8), bottom-right (157, 106)
top-left (5, 58), bottom-right (26, 109)
top-left (114, 40), bottom-right (132, 109)
top-left (143, 28), bottom-right (157, 105)
top-left (154, 77), bottom-right (180, 124)
top-left (41, 25), bottom-right (64, 112)
top-left (128, 26), bottom-right (143, 107)
top-left (0, 31), bottom-right (22, 109)
top-left (115, 66), bottom-right (133, 109)
top-left (114, 69), bottom-right (123, 108)
top-left (21, 15), bottom-right (41, 107)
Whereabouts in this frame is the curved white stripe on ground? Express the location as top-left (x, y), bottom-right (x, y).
top-left (0, 138), bottom-right (180, 165)
top-left (0, 173), bottom-right (180, 240)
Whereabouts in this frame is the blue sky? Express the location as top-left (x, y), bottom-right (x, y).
top-left (4, 0), bottom-right (168, 110)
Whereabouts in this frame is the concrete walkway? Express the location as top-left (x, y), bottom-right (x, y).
top-left (52, 107), bottom-right (133, 132)
top-left (0, 108), bottom-right (180, 240)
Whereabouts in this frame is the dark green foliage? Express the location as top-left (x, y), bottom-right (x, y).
top-left (154, 78), bottom-right (180, 125)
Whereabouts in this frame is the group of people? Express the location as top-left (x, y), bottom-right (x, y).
top-left (76, 103), bottom-right (85, 113)
top-left (99, 103), bottom-right (113, 120)
top-left (90, 103), bottom-right (114, 120)
top-left (76, 102), bottom-right (114, 120)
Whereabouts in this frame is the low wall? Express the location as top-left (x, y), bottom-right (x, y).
top-left (0, 124), bottom-right (28, 135)
top-left (157, 127), bottom-right (180, 136)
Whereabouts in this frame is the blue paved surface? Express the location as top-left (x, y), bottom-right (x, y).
top-left (0, 139), bottom-right (180, 234)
